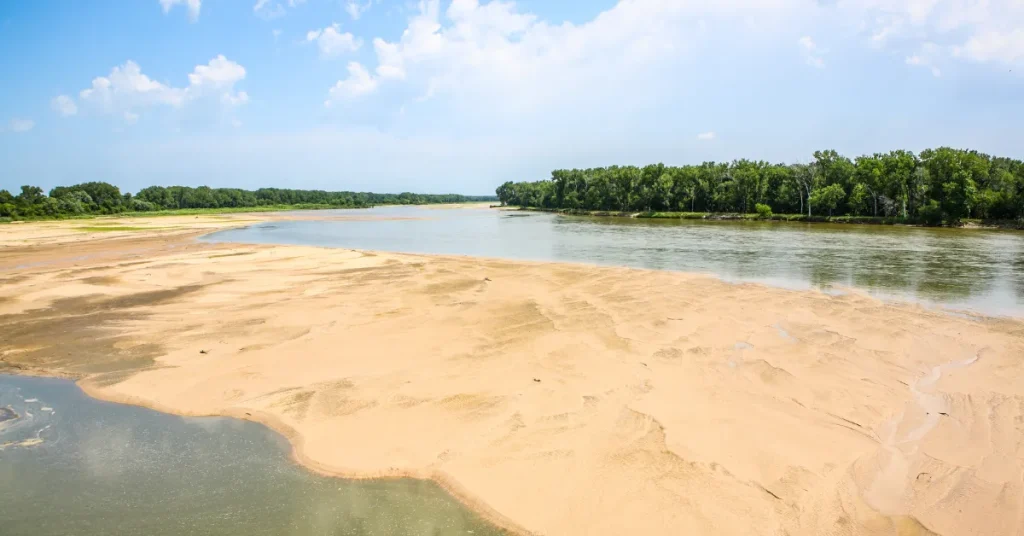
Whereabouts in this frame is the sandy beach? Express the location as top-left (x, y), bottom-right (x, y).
top-left (2, 213), bottom-right (1023, 536)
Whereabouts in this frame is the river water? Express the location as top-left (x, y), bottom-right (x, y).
top-left (0, 375), bottom-right (505, 536)
top-left (205, 205), bottom-right (1024, 316)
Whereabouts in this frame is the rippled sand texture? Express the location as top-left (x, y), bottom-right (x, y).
top-left (2, 215), bottom-right (1024, 536)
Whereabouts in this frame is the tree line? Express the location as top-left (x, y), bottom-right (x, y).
top-left (496, 148), bottom-right (1024, 225)
top-left (0, 182), bottom-right (496, 220)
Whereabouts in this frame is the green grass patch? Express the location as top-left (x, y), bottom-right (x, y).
top-left (75, 226), bottom-right (163, 232)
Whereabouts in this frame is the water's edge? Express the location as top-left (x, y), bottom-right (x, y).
top-left (69, 377), bottom-right (534, 536)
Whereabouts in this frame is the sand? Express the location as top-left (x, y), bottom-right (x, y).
top-left (2, 213), bottom-right (1023, 536)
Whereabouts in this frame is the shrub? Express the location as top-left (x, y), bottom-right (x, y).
top-left (755, 203), bottom-right (773, 219)
top-left (128, 199), bottom-right (157, 212)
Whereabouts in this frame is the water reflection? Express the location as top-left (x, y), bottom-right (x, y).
top-left (203, 206), bottom-right (1024, 315)
top-left (0, 375), bottom-right (506, 536)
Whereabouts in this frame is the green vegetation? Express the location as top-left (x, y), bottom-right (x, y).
top-left (0, 183), bottom-right (496, 221)
top-left (75, 226), bottom-right (156, 232)
top-left (496, 148), bottom-right (1024, 226)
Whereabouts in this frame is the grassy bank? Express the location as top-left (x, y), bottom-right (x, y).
top-left (514, 207), bottom-right (1024, 229)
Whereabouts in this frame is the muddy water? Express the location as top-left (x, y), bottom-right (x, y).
top-left (0, 375), bottom-right (506, 536)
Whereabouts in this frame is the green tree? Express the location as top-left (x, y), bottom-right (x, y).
top-left (810, 184), bottom-right (845, 217)
top-left (853, 154), bottom-right (883, 216)
top-left (17, 185), bottom-right (44, 206)
top-left (920, 147), bottom-right (983, 224)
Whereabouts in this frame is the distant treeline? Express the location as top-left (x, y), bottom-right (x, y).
top-left (496, 148), bottom-right (1024, 225)
top-left (0, 183), bottom-right (496, 220)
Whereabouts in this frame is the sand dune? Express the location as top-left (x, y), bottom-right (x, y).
top-left (2, 215), bottom-right (1023, 536)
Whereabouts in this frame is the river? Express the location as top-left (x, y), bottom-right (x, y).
top-left (204, 205), bottom-right (1024, 316)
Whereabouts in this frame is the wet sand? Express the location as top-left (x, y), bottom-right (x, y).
top-left (2, 214), bottom-right (1023, 536)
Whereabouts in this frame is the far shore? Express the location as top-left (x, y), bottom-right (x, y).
top-left (2, 213), bottom-right (1024, 536)
top-left (509, 205), bottom-right (1024, 230)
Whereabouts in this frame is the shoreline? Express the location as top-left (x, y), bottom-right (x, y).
top-left (512, 206), bottom-right (1024, 230)
top-left (3, 213), bottom-right (1024, 535)
top-left (74, 376), bottom-right (534, 536)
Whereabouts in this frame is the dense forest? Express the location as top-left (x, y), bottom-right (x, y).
top-left (0, 183), bottom-right (495, 220)
top-left (496, 148), bottom-right (1024, 225)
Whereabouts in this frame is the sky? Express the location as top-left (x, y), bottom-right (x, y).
top-left (0, 0), bottom-right (1022, 195)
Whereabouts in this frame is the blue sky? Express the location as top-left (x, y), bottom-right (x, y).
top-left (1, 0), bottom-right (1022, 195)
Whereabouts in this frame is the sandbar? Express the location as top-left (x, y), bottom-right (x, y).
top-left (2, 213), bottom-right (1023, 536)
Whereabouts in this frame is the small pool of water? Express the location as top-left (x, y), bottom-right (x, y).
top-left (0, 374), bottom-right (506, 536)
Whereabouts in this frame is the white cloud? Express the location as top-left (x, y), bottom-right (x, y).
top-left (696, 131), bottom-right (716, 140)
top-left (836, 0), bottom-right (1024, 66)
top-left (188, 55), bottom-right (247, 88)
top-left (954, 29), bottom-right (1024, 64)
top-left (346, 0), bottom-right (373, 20)
top-left (51, 95), bottom-right (78, 117)
top-left (325, 62), bottom-right (379, 105)
top-left (325, 0), bottom-right (811, 111)
top-left (372, 38), bottom-right (406, 79)
top-left (76, 56), bottom-right (248, 121)
top-left (159, 0), bottom-right (201, 21)
top-left (306, 23), bottom-right (362, 57)
top-left (254, 0), bottom-right (304, 19)
top-left (798, 36), bottom-right (825, 68)
top-left (254, 0), bottom-right (285, 19)
top-left (79, 60), bottom-right (186, 109)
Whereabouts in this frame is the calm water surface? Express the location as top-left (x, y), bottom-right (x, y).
top-left (205, 206), bottom-right (1024, 316)
top-left (0, 375), bottom-right (505, 536)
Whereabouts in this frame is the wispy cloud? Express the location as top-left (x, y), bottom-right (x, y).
top-left (254, 0), bottom-right (305, 20)
top-left (346, 0), bottom-right (373, 20)
top-left (159, 0), bottom-right (201, 22)
top-left (9, 119), bottom-right (35, 132)
top-left (51, 95), bottom-right (78, 117)
top-left (798, 36), bottom-right (825, 68)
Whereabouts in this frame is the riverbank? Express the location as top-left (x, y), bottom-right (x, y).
top-left (2, 214), bottom-right (1024, 536)
top-left (515, 206), bottom-right (1024, 229)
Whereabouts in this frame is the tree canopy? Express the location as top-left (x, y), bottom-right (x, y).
top-left (0, 183), bottom-right (495, 220)
top-left (494, 147), bottom-right (1024, 225)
